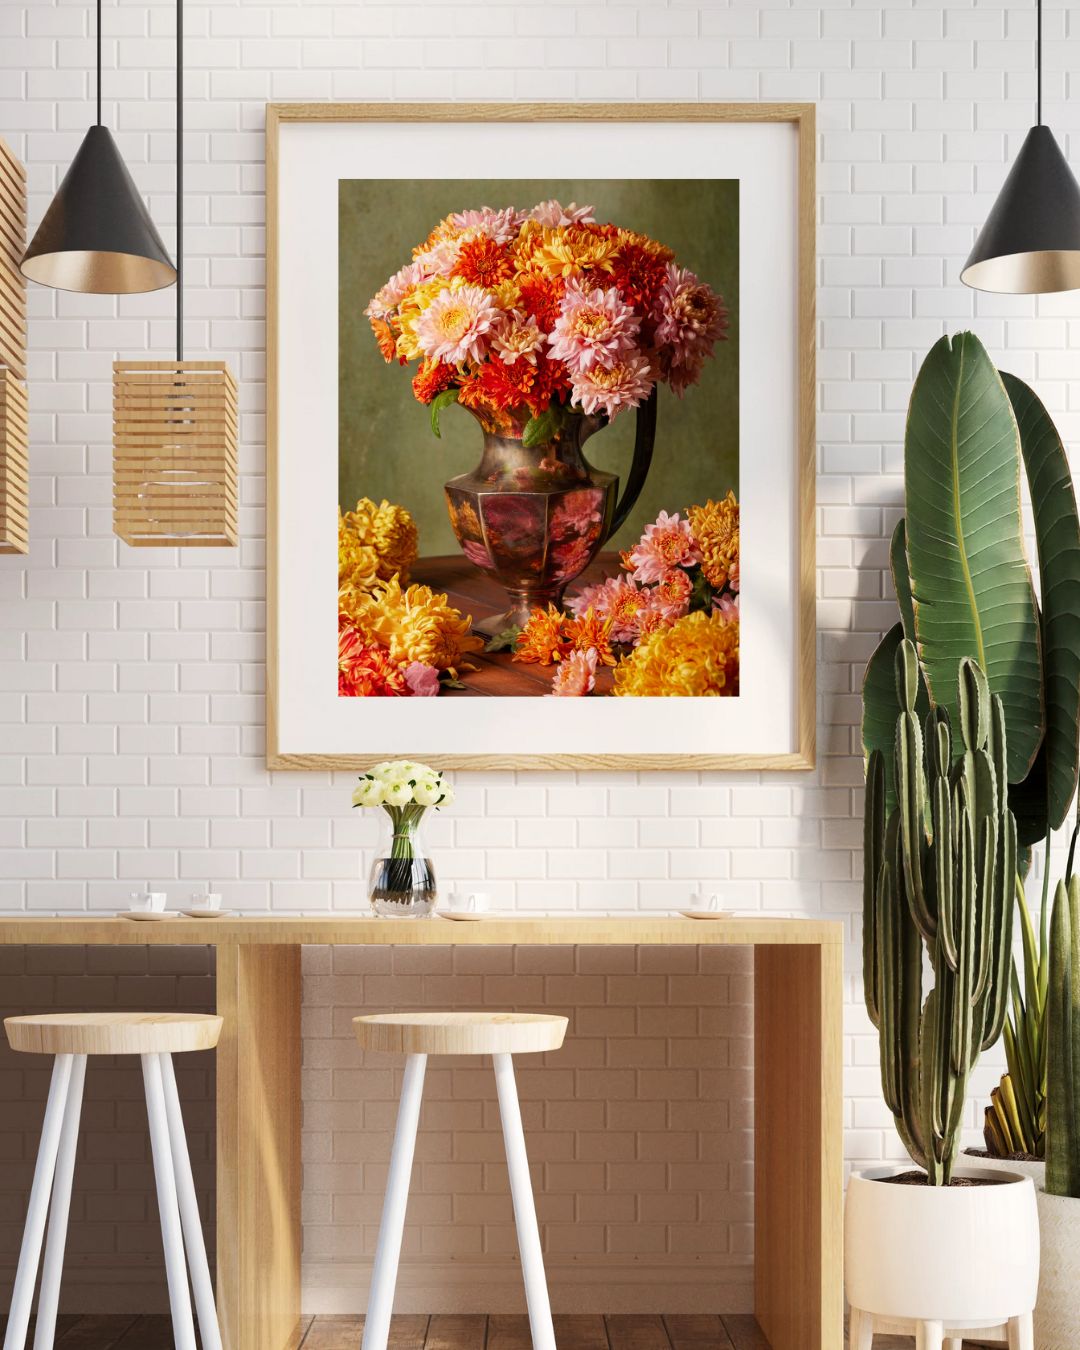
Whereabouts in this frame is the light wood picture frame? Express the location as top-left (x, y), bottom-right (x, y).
top-left (266, 103), bottom-right (816, 771)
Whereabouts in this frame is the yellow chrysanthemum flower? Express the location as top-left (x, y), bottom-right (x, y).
top-left (613, 611), bottom-right (739, 698)
top-left (345, 576), bottom-right (484, 676)
top-left (395, 277), bottom-right (452, 361)
top-left (532, 227), bottom-right (619, 280)
top-left (688, 492), bottom-right (740, 591)
top-left (339, 498), bottom-right (419, 593)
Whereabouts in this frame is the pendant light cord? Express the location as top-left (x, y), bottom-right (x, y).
top-left (95, 0), bottom-right (102, 125)
top-left (1037, 0), bottom-right (1043, 126)
top-left (176, 0), bottom-right (183, 362)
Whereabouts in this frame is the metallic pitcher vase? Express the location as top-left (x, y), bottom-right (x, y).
top-left (444, 392), bottom-right (657, 633)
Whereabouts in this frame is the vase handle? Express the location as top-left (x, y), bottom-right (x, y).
top-left (606, 387), bottom-right (657, 543)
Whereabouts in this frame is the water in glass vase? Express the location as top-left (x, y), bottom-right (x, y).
top-left (368, 813), bottom-right (438, 918)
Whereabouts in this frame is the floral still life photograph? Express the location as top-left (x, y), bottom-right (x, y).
top-left (352, 760), bottom-right (454, 917)
top-left (338, 178), bottom-right (740, 699)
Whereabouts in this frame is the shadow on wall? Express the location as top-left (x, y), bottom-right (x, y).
top-left (0, 945), bottom-right (217, 1315)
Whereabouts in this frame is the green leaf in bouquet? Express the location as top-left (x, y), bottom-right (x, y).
top-left (430, 388), bottom-right (459, 439)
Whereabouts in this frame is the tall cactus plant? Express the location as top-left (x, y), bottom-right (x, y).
top-left (864, 640), bottom-right (1016, 1185)
top-left (1046, 876), bottom-right (1080, 1197)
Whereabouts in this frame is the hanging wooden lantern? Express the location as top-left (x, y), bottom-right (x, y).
top-left (0, 370), bottom-right (29, 555)
top-left (112, 359), bottom-right (238, 546)
top-left (0, 134), bottom-right (28, 555)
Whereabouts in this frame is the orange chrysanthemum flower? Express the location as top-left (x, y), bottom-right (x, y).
top-left (566, 607), bottom-right (616, 667)
top-left (613, 611), bottom-right (739, 697)
top-left (338, 616), bottom-right (407, 697)
top-left (515, 273), bottom-right (565, 333)
top-left (412, 359), bottom-right (455, 405)
top-left (514, 605), bottom-right (572, 666)
top-left (610, 241), bottom-right (670, 313)
top-left (688, 492), bottom-right (740, 591)
top-left (370, 316), bottom-right (401, 365)
top-left (451, 234), bottom-right (513, 288)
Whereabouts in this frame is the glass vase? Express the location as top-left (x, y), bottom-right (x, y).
top-left (368, 809), bottom-right (438, 918)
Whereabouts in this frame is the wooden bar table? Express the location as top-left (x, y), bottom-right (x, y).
top-left (0, 915), bottom-right (843, 1350)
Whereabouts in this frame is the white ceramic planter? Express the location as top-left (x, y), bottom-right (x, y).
top-left (845, 1166), bottom-right (1040, 1348)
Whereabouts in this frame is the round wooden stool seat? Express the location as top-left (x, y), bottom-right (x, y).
top-left (4, 1012), bottom-right (223, 1057)
top-left (354, 1011), bottom-right (567, 1057)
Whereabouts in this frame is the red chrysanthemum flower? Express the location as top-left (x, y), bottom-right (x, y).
top-left (451, 234), bottom-right (513, 288)
top-left (524, 354), bottom-right (572, 416)
top-left (516, 274), bottom-right (565, 334)
top-left (338, 616), bottom-right (407, 697)
top-left (474, 358), bottom-right (538, 414)
top-left (411, 358), bottom-right (455, 405)
top-left (610, 242), bottom-right (670, 314)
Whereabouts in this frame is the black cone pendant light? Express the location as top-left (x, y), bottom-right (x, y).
top-left (20, 0), bottom-right (176, 294)
top-left (961, 0), bottom-right (1080, 294)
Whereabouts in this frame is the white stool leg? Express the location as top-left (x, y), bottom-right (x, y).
top-left (362, 1053), bottom-right (427, 1350)
top-left (916, 1322), bottom-right (944, 1350)
top-left (159, 1052), bottom-right (223, 1350)
top-left (142, 1053), bottom-right (197, 1350)
top-left (493, 1053), bottom-right (555, 1350)
top-left (1008, 1314), bottom-right (1034, 1350)
top-left (3, 1055), bottom-right (74, 1350)
top-left (32, 1055), bottom-right (87, 1350)
top-left (848, 1306), bottom-right (873, 1349)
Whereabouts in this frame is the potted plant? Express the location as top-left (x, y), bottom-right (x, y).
top-left (847, 641), bottom-right (1039, 1345)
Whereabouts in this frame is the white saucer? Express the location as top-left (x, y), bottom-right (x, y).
top-left (180, 908), bottom-right (234, 919)
top-left (117, 910), bottom-right (170, 921)
top-left (677, 908), bottom-right (732, 920)
top-left (439, 910), bottom-right (492, 922)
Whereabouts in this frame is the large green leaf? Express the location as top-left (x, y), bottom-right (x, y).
top-left (1003, 371), bottom-right (1080, 830)
top-left (904, 332), bottom-right (1044, 784)
top-left (891, 518), bottom-right (917, 640)
top-left (862, 622), bottom-right (930, 815)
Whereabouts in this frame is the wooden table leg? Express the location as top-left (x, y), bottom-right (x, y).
top-left (753, 942), bottom-right (843, 1350)
top-left (216, 942), bottom-right (303, 1350)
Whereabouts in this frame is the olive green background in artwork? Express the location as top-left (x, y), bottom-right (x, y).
top-left (339, 178), bottom-right (739, 556)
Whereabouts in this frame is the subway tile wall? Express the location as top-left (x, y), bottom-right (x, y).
top-left (0, 0), bottom-right (1076, 1313)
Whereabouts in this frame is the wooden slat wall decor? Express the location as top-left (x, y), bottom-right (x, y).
top-left (0, 135), bottom-right (28, 556)
top-left (112, 359), bottom-right (238, 546)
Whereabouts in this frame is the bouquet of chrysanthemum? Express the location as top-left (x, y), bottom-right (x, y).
top-left (352, 761), bottom-right (454, 914)
top-left (511, 491), bottom-right (740, 696)
top-left (365, 200), bottom-right (728, 442)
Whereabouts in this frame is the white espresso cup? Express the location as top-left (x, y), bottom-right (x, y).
top-left (129, 891), bottom-right (167, 913)
top-left (190, 892), bottom-right (222, 911)
top-left (689, 891), bottom-right (724, 913)
top-left (450, 891), bottom-right (491, 913)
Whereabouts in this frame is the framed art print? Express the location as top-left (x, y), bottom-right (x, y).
top-left (267, 103), bottom-right (815, 770)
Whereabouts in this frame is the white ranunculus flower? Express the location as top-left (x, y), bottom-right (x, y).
top-left (355, 778), bottom-right (385, 807)
top-left (437, 784), bottom-right (455, 807)
top-left (413, 779), bottom-right (441, 807)
top-left (384, 780), bottom-right (414, 807)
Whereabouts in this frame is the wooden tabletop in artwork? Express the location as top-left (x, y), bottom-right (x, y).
top-left (413, 552), bottom-right (617, 697)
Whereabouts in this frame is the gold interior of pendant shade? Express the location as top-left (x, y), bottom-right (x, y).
top-left (961, 249), bottom-right (1080, 296)
top-left (113, 360), bottom-right (238, 547)
top-left (0, 371), bottom-right (29, 556)
top-left (21, 249), bottom-right (176, 296)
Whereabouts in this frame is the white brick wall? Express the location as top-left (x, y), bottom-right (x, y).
top-left (1, 0), bottom-right (1075, 1310)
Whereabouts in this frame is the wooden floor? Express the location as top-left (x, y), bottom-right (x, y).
top-left (0, 1313), bottom-right (1000, 1349)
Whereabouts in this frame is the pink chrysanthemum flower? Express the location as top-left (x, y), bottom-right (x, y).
top-left (654, 264), bottom-right (728, 395)
top-left (404, 661), bottom-right (441, 697)
top-left (529, 200), bottom-right (597, 228)
top-left (549, 282), bottom-right (640, 375)
top-left (449, 207), bottom-right (518, 245)
top-left (571, 352), bottom-right (654, 420)
top-left (626, 511), bottom-right (701, 584)
top-left (416, 285), bottom-right (500, 365)
top-left (650, 567), bottom-right (694, 623)
top-left (568, 575), bottom-right (648, 644)
top-left (713, 592), bottom-right (740, 623)
top-left (365, 261), bottom-right (427, 319)
top-left (413, 235), bottom-right (466, 279)
top-left (490, 310), bottom-right (546, 366)
top-left (547, 647), bottom-right (599, 697)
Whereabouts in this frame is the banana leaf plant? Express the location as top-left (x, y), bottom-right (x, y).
top-left (862, 333), bottom-right (1080, 1161)
top-left (862, 332), bottom-right (1080, 851)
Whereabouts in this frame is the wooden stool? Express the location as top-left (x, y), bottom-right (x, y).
top-left (2, 1013), bottom-right (224, 1350)
top-left (354, 1012), bottom-right (568, 1350)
